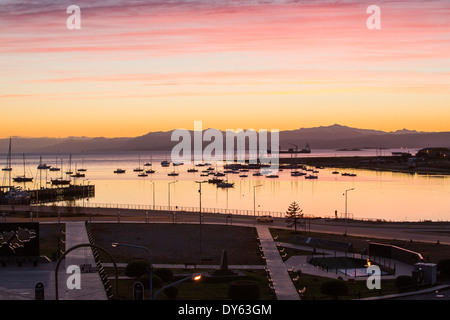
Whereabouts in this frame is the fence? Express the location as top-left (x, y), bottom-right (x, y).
top-left (51, 201), bottom-right (316, 219)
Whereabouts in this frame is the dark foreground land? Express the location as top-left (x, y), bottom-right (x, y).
top-left (89, 223), bottom-right (264, 265)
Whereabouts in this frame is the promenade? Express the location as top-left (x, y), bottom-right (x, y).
top-left (0, 220), bottom-right (300, 300)
top-left (0, 212), bottom-right (448, 300)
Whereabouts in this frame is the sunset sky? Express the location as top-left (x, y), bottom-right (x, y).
top-left (0, 0), bottom-right (449, 138)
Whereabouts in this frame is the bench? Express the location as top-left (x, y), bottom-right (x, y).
top-left (298, 287), bottom-right (307, 298)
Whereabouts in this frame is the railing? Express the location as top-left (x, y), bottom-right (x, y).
top-left (36, 201), bottom-right (316, 219)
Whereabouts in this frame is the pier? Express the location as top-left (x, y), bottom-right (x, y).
top-left (0, 185), bottom-right (95, 205)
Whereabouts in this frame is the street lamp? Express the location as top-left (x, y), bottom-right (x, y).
top-left (111, 242), bottom-right (153, 299)
top-left (344, 188), bottom-right (355, 236)
top-left (153, 274), bottom-right (202, 300)
top-left (149, 180), bottom-right (155, 211)
top-left (195, 181), bottom-right (208, 257)
top-left (168, 180), bottom-right (177, 211)
top-left (253, 184), bottom-right (263, 223)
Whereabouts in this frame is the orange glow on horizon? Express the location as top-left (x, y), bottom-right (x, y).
top-left (0, 0), bottom-right (449, 138)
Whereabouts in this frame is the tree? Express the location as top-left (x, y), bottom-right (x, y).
top-left (285, 201), bottom-right (304, 233)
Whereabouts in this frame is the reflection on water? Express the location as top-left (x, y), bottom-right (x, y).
top-left (1, 150), bottom-right (448, 222)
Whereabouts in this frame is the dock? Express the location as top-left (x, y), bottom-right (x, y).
top-left (0, 185), bottom-right (95, 205)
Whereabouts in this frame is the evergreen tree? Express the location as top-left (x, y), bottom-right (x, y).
top-left (285, 201), bottom-right (304, 233)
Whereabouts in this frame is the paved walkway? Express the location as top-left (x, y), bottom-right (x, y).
top-left (256, 225), bottom-right (300, 300)
top-left (62, 222), bottom-right (107, 300)
top-left (281, 242), bottom-right (415, 281)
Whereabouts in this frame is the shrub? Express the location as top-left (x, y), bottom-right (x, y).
top-left (437, 259), bottom-right (450, 276)
top-left (164, 286), bottom-right (179, 300)
top-left (228, 280), bottom-right (261, 300)
top-left (138, 274), bottom-right (163, 290)
top-left (320, 279), bottom-right (348, 300)
top-left (394, 275), bottom-right (414, 292)
top-left (125, 260), bottom-right (149, 278)
top-left (155, 268), bottom-right (174, 281)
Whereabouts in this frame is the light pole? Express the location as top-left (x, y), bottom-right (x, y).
top-left (344, 188), bottom-right (355, 236)
top-left (149, 180), bottom-right (155, 211)
top-left (168, 180), bottom-right (177, 211)
top-left (153, 274), bottom-right (202, 300)
top-left (195, 180), bottom-right (207, 257)
top-left (111, 242), bottom-right (153, 299)
top-left (253, 184), bottom-right (263, 224)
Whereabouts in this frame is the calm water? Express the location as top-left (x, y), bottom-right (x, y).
top-left (1, 149), bottom-right (449, 222)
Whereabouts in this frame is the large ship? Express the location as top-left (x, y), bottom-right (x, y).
top-left (268, 143), bottom-right (311, 154)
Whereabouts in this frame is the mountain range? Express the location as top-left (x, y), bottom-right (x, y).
top-left (1, 124), bottom-right (449, 154)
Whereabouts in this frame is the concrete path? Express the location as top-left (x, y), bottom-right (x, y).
top-left (256, 225), bottom-right (300, 300)
top-left (61, 222), bottom-right (107, 300)
top-left (281, 242), bottom-right (415, 280)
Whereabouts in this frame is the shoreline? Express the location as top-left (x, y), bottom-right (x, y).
top-left (278, 155), bottom-right (450, 176)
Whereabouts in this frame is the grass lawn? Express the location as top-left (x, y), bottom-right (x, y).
top-left (293, 273), bottom-right (398, 300)
top-left (109, 269), bottom-right (275, 300)
top-left (39, 223), bottom-right (65, 260)
top-left (90, 223), bottom-right (273, 300)
top-left (90, 223), bottom-right (265, 265)
top-left (269, 227), bottom-right (450, 263)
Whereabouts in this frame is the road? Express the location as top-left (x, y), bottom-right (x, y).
top-left (2, 204), bottom-right (450, 245)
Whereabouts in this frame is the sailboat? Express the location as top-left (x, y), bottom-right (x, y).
top-left (13, 154), bottom-right (34, 183)
top-left (133, 156), bottom-right (144, 172)
top-left (71, 163), bottom-right (85, 178)
top-left (66, 154), bottom-right (73, 175)
top-left (2, 138), bottom-right (12, 172)
top-left (77, 158), bottom-right (87, 172)
top-left (144, 156), bottom-right (155, 173)
top-left (51, 159), bottom-right (71, 185)
top-left (37, 156), bottom-right (51, 170)
top-left (49, 157), bottom-right (61, 171)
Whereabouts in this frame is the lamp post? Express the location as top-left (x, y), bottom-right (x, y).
top-left (168, 180), bottom-right (177, 211)
top-left (344, 188), bottom-right (355, 236)
top-left (153, 274), bottom-right (202, 300)
top-left (253, 184), bottom-right (263, 224)
top-left (195, 181), bottom-right (207, 257)
top-left (112, 242), bottom-right (153, 299)
top-left (149, 180), bottom-right (155, 211)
